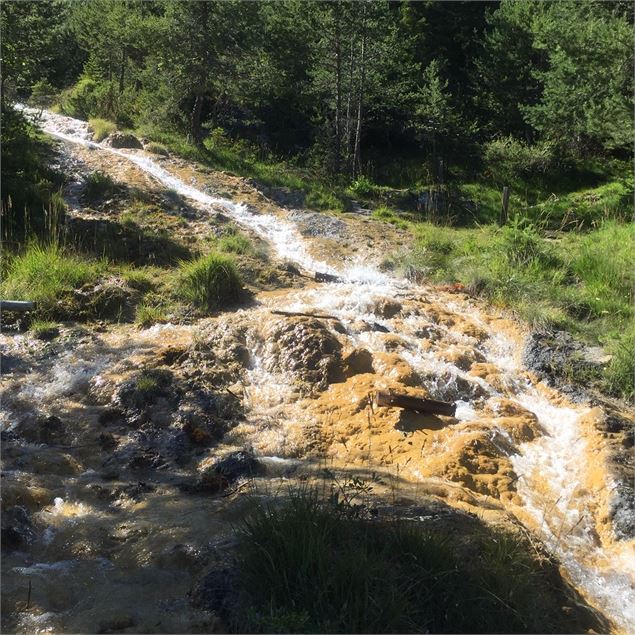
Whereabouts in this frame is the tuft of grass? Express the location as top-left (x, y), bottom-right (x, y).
top-left (135, 303), bottom-right (168, 328)
top-left (233, 486), bottom-right (598, 634)
top-left (175, 252), bottom-right (243, 311)
top-left (29, 319), bottom-right (59, 340)
top-left (84, 171), bottom-right (116, 201)
top-left (120, 266), bottom-right (156, 292)
top-left (217, 232), bottom-right (253, 255)
top-left (1, 243), bottom-right (104, 315)
top-left (372, 206), bottom-right (409, 230)
top-left (88, 118), bottom-right (116, 142)
top-left (144, 141), bottom-right (169, 156)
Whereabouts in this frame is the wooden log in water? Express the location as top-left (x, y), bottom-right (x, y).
top-left (373, 390), bottom-right (456, 417)
top-left (315, 271), bottom-right (341, 283)
top-left (0, 301), bottom-right (35, 312)
top-left (270, 309), bottom-right (339, 321)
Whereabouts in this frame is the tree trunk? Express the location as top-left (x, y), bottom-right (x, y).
top-left (118, 49), bottom-right (126, 94)
top-left (333, 2), bottom-right (342, 174)
top-left (352, 9), bottom-right (367, 179)
top-left (191, 93), bottom-right (204, 146)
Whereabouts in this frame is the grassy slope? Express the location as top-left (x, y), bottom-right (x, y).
top-left (382, 218), bottom-right (634, 400)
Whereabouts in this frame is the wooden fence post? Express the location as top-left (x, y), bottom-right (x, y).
top-left (499, 186), bottom-right (510, 226)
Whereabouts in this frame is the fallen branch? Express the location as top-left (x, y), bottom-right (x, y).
top-left (271, 309), bottom-right (340, 321)
top-left (373, 390), bottom-right (456, 417)
top-left (1, 301), bottom-right (35, 312)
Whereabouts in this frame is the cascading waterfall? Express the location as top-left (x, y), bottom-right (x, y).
top-left (12, 106), bottom-right (635, 633)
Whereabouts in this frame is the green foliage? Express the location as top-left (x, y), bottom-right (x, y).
top-left (59, 77), bottom-right (99, 119)
top-left (484, 136), bottom-right (556, 183)
top-left (234, 486), bottom-right (589, 633)
top-left (29, 319), bottom-right (60, 340)
top-left (88, 118), bottom-right (116, 142)
top-left (348, 175), bottom-right (381, 199)
top-left (217, 233), bottom-right (253, 255)
top-left (135, 303), bottom-right (168, 328)
top-left (144, 142), bottom-right (169, 156)
top-left (83, 171), bottom-right (116, 201)
top-left (1, 243), bottom-right (104, 314)
top-left (0, 104), bottom-right (67, 245)
top-left (175, 252), bottom-right (243, 311)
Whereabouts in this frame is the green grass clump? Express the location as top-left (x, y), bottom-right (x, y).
top-left (175, 252), bottom-right (243, 311)
top-left (233, 487), bottom-right (595, 634)
top-left (88, 118), bottom-right (116, 142)
top-left (217, 233), bottom-right (253, 255)
top-left (372, 206), bottom-right (409, 230)
top-left (29, 319), bottom-right (59, 340)
top-left (84, 171), bottom-right (116, 201)
top-left (144, 142), bottom-right (169, 156)
top-left (135, 303), bottom-right (168, 328)
top-left (1, 243), bottom-right (104, 314)
top-left (120, 266), bottom-right (156, 292)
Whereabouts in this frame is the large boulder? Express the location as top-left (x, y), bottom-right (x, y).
top-left (264, 317), bottom-right (343, 393)
top-left (106, 132), bottom-right (143, 149)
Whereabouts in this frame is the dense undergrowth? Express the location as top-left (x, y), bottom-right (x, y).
top-left (230, 486), bottom-right (602, 634)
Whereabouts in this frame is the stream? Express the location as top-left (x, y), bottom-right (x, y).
top-left (2, 106), bottom-right (634, 634)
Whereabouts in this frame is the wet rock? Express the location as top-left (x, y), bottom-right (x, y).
top-left (372, 352), bottom-right (420, 387)
top-left (523, 330), bottom-right (606, 398)
top-left (422, 371), bottom-right (487, 402)
top-left (14, 414), bottom-right (67, 445)
top-left (287, 210), bottom-right (348, 239)
top-left (98, 407), bottom-right (126, 426)
top-left (1, 505), bottom-right (34, 551)
top-left (373, 298), bottom-right (402, 319)
top-left (156, 543), bottom-right (205, 570)
top-left (175, 390), bottom-right (241, 446)
top-left (609, 483), bottom-right (635, 540)
top-left (0, 352), bottom-right (24, 374)
top-left (97, 615), bottom-right (137, 633)
top-left (115, 368), bottom-right (180, 426)
top-left (265, 317), bottom-right (343, 393)
top-left (190, 568), bottom-right (237, 620)
top-left (195, 450), bottom-right (261, 493)
top-left (343, 348), bottom-right (374, 377)
top-left (259, 185), bottom-right (305, 208)
top-left (105, 132), bottom-right (143, 149)
top-left (186, 322), bottom-right (250, 387)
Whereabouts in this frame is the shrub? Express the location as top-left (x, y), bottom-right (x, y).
top-left (59, 77), bottom-right (99, 119)
top-left (28, 79), bottom-right (56, 110)
top-left (1, 243), bottom-right (103, 313)
top-left (349, 175), bottom-right (381, 198)
top-left (144, 142), bottom-right (169, 156)
top-left (484, 136), bottom-right (556, 182)
top-left (88, 118), bottom-right (116, 142)
top-left (175, 252), bottom-right (243, 311)
top-left (84, 171), bottom-right (116, 201)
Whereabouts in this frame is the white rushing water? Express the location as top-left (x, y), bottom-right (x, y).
top-left (19, 105), bottom-right (635, 632)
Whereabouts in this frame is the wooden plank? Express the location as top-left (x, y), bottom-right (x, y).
top-left (374, 389), bottom-right (456, 417)
top-left (1, 301), bottom-right (35, 312)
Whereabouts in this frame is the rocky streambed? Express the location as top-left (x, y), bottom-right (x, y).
top-left (1, 108), bottom-right (634, 634)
